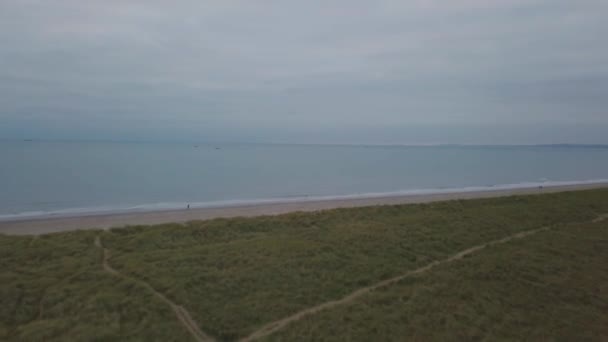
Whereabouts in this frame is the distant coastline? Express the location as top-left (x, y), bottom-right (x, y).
top-left (2, 181), bottom-right (607, 235)
top-left (4, 138), bottom-right (608, 148)
top-left (3, 141), bottom-right (608, 234)
top-left (2, 179), bottom-right (607, 223)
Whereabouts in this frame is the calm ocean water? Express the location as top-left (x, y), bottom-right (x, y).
top-left (2, 141), bottom-right (608, 220)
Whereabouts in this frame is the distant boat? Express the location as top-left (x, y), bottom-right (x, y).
top-left (215, 147), bottom-right (221, 150)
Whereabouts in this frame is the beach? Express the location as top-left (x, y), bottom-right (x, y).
top-left (2, 182), bottom-right (607, 235)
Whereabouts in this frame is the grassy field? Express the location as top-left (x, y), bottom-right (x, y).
top-left (0, 231), bottom-right (191, 341)
top-left (266, 219), bottom-right (608, 341)
top-left (1, 189), bottom-right (608, 341)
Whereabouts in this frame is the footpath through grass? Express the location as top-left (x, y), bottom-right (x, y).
top-left (267, 219), bottom-right (608, 341)
top-left (0, 231), bottom-right (190, 341)
top-left (1, 188), bottom-right (608, 341)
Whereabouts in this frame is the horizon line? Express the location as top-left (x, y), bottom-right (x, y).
top-left (3, 138), bottom-right (608, 148)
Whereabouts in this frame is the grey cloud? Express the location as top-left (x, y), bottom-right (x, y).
top-left (1, 0), bottom-right (607, 143)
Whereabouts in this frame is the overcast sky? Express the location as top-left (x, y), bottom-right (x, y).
top-left (1, 0), bottom-right (607, 144)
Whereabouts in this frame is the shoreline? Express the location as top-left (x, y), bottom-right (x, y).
top-left (2, 182), bottom-right (608, 235)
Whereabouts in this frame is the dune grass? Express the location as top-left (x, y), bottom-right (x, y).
top-left (1, 188), bottom-right (608, 341)
top-left (0, 231), bottom-right (192, 341)
top-left (267, 219), bottom-right (608, 341)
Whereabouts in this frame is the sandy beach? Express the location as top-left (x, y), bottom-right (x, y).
top-left (1, 182), bottom-right (607, 235)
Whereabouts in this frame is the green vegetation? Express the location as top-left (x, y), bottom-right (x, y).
top-left (267, 219), bottom-right (608, 341)
top-left (2, 189), bottom-right (608, 341)
top-left (0, 231), bottom-right (191, 341)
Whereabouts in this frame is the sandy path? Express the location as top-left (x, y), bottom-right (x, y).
top-left (240, 226), bottom-right (554, 341)
top-left (592, 214), bottom-right (608, 223)
top-left (94, 236), bottom-right (215, 342)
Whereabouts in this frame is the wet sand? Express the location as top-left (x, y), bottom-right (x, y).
top-left (1, 182), bottom-right (607, 235)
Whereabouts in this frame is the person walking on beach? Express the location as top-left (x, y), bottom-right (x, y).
top-left (187, 204), bottom-right (190, 209)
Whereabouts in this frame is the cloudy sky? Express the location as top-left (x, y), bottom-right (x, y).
top-left (1, 0), bottom-right (607, 144)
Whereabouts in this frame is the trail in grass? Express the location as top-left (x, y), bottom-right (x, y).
top-left (240, 226), bottom-right (556, 341)
top-left (94, 236), bottom-right (215, 342)
top-left (243, 213), bottom-right (608, 341)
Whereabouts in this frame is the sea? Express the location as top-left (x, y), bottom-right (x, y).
top-left (2, 140), bottom-right (608, 221)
